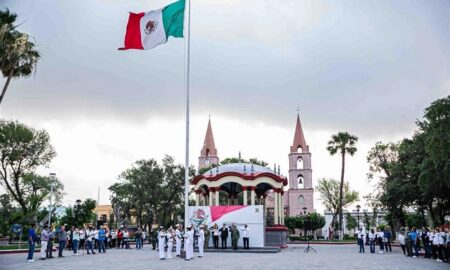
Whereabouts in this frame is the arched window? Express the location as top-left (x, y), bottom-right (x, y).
top-left (297, 157), bottom-right (304, 169)
top-left (298, 195), bottom-right (305, 205)
top-left (297, 145), bottom-right (303, 153)
top-left (297, 174), bottom-right (304, 188)
top-left (206, 148), bottom-right (210, 157)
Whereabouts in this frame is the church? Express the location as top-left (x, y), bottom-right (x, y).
top-left (196, 114), bottom-right (315, 220)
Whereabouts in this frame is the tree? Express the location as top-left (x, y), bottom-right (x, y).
top-left (326, 132), bottom-right (358, 239)
top-left (59, 199), bottom-right (96, 228)
top-left (306, 212), bottom-right (326, 240)
top-left (366, 96), bottom-right (450, 228)
top-left (109, 156), bottom-right (195, 229)
top-left (0, 9), bottom-right (41, 105)
top-left (285, 215), bottom-right (303, 234)
top-left (0, 120), bottom-right (60, 222)
top-left (316, 177), bottom-right (358, 239)
top-left (0, 193), bottom-right (16, 236)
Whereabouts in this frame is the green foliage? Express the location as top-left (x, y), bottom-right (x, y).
top-left (284, 213), bottom-right (325, 235)
top-left (366, 96), bottom-right (450, 227)
top-left (0, 120), bottom-right (61, 224)
top-left (0, 193), bottom-right (15, 236)
top-left (0, 9), bottom-right (41, 105)
top-left (59, 199), bottom-right (96, 228)
top-left (285, 215), bottom-right (303, 233)
top-left (404, 212), bottom-right (426, 229)
top-left (307, 212), bottom-right (326, 231)
top-left (109, 155), bottom-right (195, 229)
top-left (316, 178), bottom-right (358, 231)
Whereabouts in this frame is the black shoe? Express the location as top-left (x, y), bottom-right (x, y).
top-left (39, 258), bottom-right (46, 260)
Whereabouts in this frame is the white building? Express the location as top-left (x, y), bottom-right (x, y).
top-left (322, 208), bottom-right (387, 239)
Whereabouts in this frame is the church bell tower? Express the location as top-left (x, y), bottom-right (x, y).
top-left (198, 118), bottom-right (219, 170)
top-left (287, 113), bottom-right (314, 215)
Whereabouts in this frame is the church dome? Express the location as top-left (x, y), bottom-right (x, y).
top-left (203, 163), bottom-right (274, 176)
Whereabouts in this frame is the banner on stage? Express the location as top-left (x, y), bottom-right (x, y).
top-left (188, 205), bottom-right (264, 247)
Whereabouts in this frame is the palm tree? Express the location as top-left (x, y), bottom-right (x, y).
top-left (327, 132), bottom-right (358, 240)
top-left (0, 9), bottom-right (40, 106)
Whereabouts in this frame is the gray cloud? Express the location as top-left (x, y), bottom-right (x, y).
top-left (1, 0), bottom-right (449, 140)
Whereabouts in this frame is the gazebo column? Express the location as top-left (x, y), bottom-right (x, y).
top-left (274, 190), bottom-right (279, 225)
top-left (195, 190), bottom-right (200, 206)
top-left (280, 190), bottom-right (284, 225)
top-left (227, 194), bottom-right (231, 206)
top-left (250, 186), bottom-right (256, 205)
top-left (208, 188), bottom-right (214, 206)
top-left (243, 186), bottom-right (248, 206)
top-left (215, 187), bottom-right (220, 206)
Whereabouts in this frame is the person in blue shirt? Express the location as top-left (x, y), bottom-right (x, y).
top-left (98, 225), bottom-right (106, 253)
top-left (27, 223), bottom-right (37, 262)
top-left (409, 226), bottom-right (419, 257)
top-left (384, 227), bottom-right (392, 252)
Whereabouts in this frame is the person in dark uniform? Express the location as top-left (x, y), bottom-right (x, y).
top-left (219, 224), bottom-right (228, 249)
top-left (151, 228), bottom-right (157, 250)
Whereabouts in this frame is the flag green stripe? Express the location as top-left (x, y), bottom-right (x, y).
top-left (162, 0), bottom-right (185, 38)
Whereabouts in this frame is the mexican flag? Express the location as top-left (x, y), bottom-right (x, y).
top-left (119, 0), bottom-right (185, 50)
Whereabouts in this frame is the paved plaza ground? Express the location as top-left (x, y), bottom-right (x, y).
top-left (0, 244), bottom-right (448, 270)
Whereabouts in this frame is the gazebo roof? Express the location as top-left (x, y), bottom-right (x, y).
top-left (204, 163), bottom-right (273, 175)
top-left (192, 163), bottom-right (288, 186)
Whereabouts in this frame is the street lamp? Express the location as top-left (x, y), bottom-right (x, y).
top-left (356, 205), bottom-right (361, 230)
top-left (48, 173), bottom-right (56, 228)
top-left (302, 207), bottom-right (307, 238)
top-left (74, 199), bottom-right (82, 227)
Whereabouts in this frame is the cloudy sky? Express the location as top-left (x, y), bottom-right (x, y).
top-left (1, 0), bottom-right (449, 212)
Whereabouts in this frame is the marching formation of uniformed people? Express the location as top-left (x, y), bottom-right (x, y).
top-left (27, 221), bottom-right (253, 263)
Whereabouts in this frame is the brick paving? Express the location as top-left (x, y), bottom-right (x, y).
top-left (0, 244), bottom-right (448, 270)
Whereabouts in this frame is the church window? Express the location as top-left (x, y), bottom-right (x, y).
top-left (297, 145), bottom-right (303, 153)
top-left (297, 157), bottom-right (304, 169)
top-left (206, 148), bottom-right (210, 157)
top-left (298, 195), bottom-right (305, 205)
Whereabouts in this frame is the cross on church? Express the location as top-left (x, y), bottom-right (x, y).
top-left (296, 106), bottom-right (300, 114)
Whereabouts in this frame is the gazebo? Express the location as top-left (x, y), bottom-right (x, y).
top-left (191, 163), bottom-right (288, 226)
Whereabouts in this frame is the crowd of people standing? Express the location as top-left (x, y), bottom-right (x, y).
top-left (356, 225), bottom-right (450, 264)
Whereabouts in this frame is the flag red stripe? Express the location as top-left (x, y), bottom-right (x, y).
top-left (118, 12), bottom-right (145, 50)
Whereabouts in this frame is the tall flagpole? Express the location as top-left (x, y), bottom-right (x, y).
top-left (184, 0), bottom-right (191, 230)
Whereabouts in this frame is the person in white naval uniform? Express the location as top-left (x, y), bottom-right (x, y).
top-left (158, 227), bottom-right (166, 260)
top-left (184, 225), bottom-right (194, 261)
top-left (198, 225), bottom-right (205, 257)
top-left (175, 224), bottom-right (182, 257)
top-left (166, 226), bottom-right (174, 259)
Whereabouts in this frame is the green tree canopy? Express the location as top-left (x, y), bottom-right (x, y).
top-left (109, 156), bottom-right (195, 229)
top-left (0, 120), bottom-right (61, 223)
top-left (367, 96), bottom-right (450, 227)
top-left (59, 198), bottom-right (96, 228)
